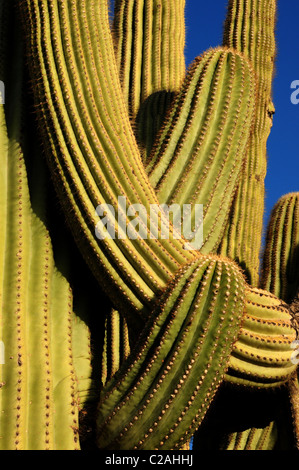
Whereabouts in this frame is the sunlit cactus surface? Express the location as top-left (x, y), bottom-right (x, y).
top-left (0, 0), bottom-right (298, 450)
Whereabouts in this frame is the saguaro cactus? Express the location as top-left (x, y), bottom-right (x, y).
top-left (0, 0), bottom-right (298, 450)
top-left (0, 3), bottom-right (93, 449)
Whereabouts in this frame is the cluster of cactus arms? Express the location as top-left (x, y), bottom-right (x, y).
top-left (0, 0), bottom-right (298, 451)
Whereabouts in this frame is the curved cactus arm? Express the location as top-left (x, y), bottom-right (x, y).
top-left (225, 288), bottom-right (297, 388)
top-left (112, 0), bottom-right (186, 119)
top-left (97, 256), bottom-right (246, 450)
top-left (218, 0), bottom-right (277, 285)
top-left (146, 47), bottom-right (256, 254)
top-left (260, 193), bottom-right (299, 304)
top-left (18, 0), bottom-right (198, 320)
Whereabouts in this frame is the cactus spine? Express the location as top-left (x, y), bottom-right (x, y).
top-left (0, 0), bottom-right (298, 450)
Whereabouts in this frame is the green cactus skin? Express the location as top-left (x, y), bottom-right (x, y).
top-left (0, 0), bottom-right (295, 451)
top-left (0, 65), bottom-right (80, 451)
top-left (223, 422), bottom-right (277, 450)
top-left (112, 0), bottom-right (186, 159)
top-left (146, 47), bottom-right (256, 254)
top-left (101, 309), bottom-right (130, 386)
top-left (18, 0), bottom-right (199, 321)
top-left (260, 193), bottom-right (299, 304)
top-left (136, 91), bottom-right (176, 162)
top-left (218, 0), bottom-right (276, 285)
top-left (97, 256), bottom-right (246, 450)
top-left (0, 2), bottom-right (93, 449)
top-left (225, 288), bottom-right (297, 388)
top-left (112, 0), bottom-right (186, 120)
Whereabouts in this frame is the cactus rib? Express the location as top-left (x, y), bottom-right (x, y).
top-left (146, 47), bottom-right (256, 253)
top-left (18, 0), bottom-right (198, 319)
top-left (219, 0), bottom-right (277, 285)
top-left (260, 193), bottom-right (299, 304)
top-left (0, 74), bottom-right (80, 452)
top-left (113, 0), bottom-right (186, 119)
top-left (223, 422), bottom-right (277, 450)
top-left (101, 309), bottom-right (130, 386)
top-left (0, 2), bottom-right (93, 448)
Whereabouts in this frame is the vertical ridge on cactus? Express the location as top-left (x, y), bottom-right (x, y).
top-left (136, 91), bottom-right (176, 161)
top-left (0, 56), bottom-right (77, 451)
top-left (260, 193), bottom-right (299, 304)
top-left (289, 372), bottom-right (299, 450)
top-left (0, 1), bottom-right (93, 449)
top-left (218, 0), bottom-right (276, 285)
top-left (18, 0), bottom-right (198, 320)
top-left (258, 192), bottom-right (299, 448)
top-left (101, 309), bottom-right (130, 386)
top-left (112, 0), bottom-right (186, 119)
top-left (223, 421), bottom-right (277, 450)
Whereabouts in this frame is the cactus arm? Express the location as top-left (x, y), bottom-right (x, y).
top-left (112, 0), bottom-right (186, 160)
top-left (18, 0), bottom-right (198, 320)
top-left (218, 0), bottom-right (277, 285)
top-left (0, 86), bottom-right (81, 451)
top-left (260, 193), bottom-right (299, 304)
top-left (146, 47), bottom-right (256, 254)
top-left (0, 2), bottom-right (93, 448)
top-left (112, 0), bottom-right (186, 119)
top-left (97, 256), bottom-right (246, 450)
top-left (259, 193), bottom-right (299, 447)
top-left (225, 288), bottom-right (297, 388)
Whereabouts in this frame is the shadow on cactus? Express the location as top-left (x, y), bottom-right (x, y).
top-left (0, 0), bottom-right (298, 450)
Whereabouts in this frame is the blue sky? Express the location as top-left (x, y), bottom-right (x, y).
top-left (109, 0), bottom-right (298, 234)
